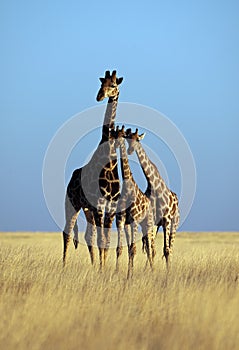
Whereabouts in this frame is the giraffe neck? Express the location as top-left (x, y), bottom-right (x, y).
top-left (119, 140), bottom-right (132, 180)
top-left (101, 93), bottom-right (119, 142)
top-left (135, 143), bottom-right (161, 184)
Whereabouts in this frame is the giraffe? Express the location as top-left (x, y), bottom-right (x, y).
top-left (125, 128), bottom-right (180, 268)
top-left (63, 70), bottom-right (123, 268)
top-left (112, 126), bottom-right (155, 278)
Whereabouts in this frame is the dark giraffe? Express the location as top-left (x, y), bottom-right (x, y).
top-left (63, 70), bottom-right (123, 268)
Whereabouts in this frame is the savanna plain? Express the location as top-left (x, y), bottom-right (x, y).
top-left (0, 231), bottom-right (239, 350)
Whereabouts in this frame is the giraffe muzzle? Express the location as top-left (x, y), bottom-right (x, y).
top-left (96, 92), bottom-right (105, 102)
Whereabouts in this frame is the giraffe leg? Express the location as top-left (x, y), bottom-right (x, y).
top-left (63, 231), bottom-right (71, 266)
top-left (163, 219), bottom-right (171, 269)
top-left (127, 222), bottom-right (137, 279)
top-left (142, 233), bottom-right (154, 269)
top-left (73, 221), bottom-right (79, 249)
top-left (115, 214), bottom-right (125, 272)
top-left (151, 228), bottom-right (156, 262)
top-left (141, 214), bottom-right (155, 270)
top-left (142, 235), bottom-right (149, 271)
top-left (169, 219), bottom-right (176, 256)
top-left (169, 211), bottom-right (179, 259)
top-left (125, 224), bottom-right (131, 247)
top-left (127, 242), bottom-right (136, 279)
top-left (94, 202), bottom-right (106, 269)
top-left (84, 210), bottom-right (96, 265)
top-left (96, 222), bottom-right (105, 270)
top-left (63, 195), bottom-right (80, 265)
top-left (104, 202), bottom-right (117, 263)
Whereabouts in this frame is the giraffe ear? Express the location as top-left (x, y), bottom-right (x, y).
top-left (99, 78), bottom-right (104, 83)
top-left (138, 133), bottom-right (145, 141)
top-left (116, 77), bottom-right (123, 85)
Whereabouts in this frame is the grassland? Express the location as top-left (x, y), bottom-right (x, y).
top-left (0, 231), bottom-right (239, 350)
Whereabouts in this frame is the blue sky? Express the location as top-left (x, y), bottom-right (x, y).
top-left (1, 0), bottom-right (239, 231)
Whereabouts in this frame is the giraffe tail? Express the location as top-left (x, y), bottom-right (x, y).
top-left (73, 237), bottom-right (79, 249)
top-left (156, 219), bottom-right (163, 234)
top-left (142, 236), bottom-right (146, 254)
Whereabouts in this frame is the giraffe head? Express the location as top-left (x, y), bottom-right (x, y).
top-left (96, 70), bottom-right (123, 102)
top-left (125, 128), bottom-right (145, 155)
top-left (111, 125), bottom-right (126, 148)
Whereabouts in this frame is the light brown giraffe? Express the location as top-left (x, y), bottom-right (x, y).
top-left (125, 128), bottom-right (180, 268)
top-left (63, 70), bottom-right (123, 268)
top-left (112, 126), bottom-right (155, 278)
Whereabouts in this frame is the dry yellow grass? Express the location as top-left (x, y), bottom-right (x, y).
top-left (0, 231), bottom-right (239, 350)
